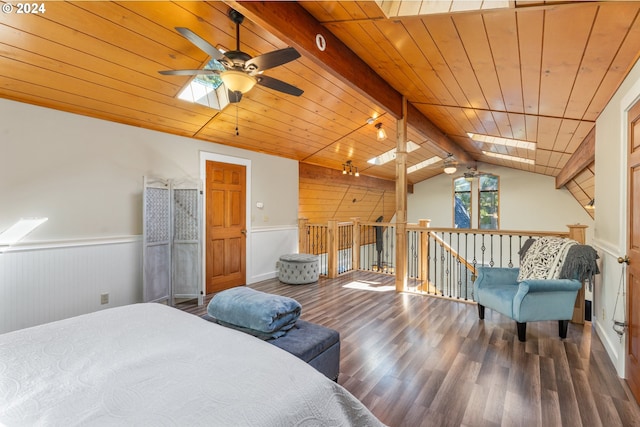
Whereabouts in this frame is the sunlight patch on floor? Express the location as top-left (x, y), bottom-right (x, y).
top-left (343, 280), bottom-right (395, 292)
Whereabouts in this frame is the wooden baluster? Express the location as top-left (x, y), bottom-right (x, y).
top-left (419, 219), bottom-right (430, 292)
top-left (327, 220), bottom-right (338, 278)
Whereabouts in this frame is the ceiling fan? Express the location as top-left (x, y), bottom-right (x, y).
top-left (463, 167), bottom-right (489, 180)
top-left (418, 154), bottom-right (479, 176)
top-left (159, 8), bottom-right (303, 103)
top-left (442, 154), bottom-right (459, 174)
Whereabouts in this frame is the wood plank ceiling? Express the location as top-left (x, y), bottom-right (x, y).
top-left (1, 1), bottom-right (639, 216)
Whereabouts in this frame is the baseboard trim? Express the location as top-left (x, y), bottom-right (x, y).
top-left (594, 317), bottom-right (624, 377)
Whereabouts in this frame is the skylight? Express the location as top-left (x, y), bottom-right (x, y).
top-left (376, 0), bottom-right (511, 18)
top-left (368, 140), bottom-right (421, 166)
top-left (468, 133), bottom-right (536, 151)
top-left (407, 156), bottom-right (442, 174)
top-left (177, 59), bottom-right (229, 111)
top-left (482, 151), bottom-right (534, 165)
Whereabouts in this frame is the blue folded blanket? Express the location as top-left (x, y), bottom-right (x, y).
top-left (207, 287), bottom-right (302, 339)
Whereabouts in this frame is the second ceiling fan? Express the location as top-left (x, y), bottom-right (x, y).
top-left (160, 8), bottom-right (303, 103)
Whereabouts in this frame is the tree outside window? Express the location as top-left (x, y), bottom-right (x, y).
top-left (479, 174), bottom-right (499, 229)
top-left (454, 177), bottom-right (471, 228)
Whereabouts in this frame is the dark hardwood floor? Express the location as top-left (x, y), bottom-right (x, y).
top-left (176, 271), bottom-right (640, 427)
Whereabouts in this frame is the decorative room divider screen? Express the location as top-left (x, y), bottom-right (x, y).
top-left (143, 177), bottom-right (202, 306)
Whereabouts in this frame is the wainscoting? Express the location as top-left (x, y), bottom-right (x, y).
top-left (0, 238), bottom-right (142, 334)
top-left (0, 226), bottom-right (300, 334)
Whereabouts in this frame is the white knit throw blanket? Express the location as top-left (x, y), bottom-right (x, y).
top-left (517, 236), bottom-right (578, 282)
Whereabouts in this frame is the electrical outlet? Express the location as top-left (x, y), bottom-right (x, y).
top-left (101, 293), bottom-right (109, 305)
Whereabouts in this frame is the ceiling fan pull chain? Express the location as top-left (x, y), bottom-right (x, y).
top-left (235, 103), bottom-right (239, 136)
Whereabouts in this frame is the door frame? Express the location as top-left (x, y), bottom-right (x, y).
top-left (620, 83), bottom-right (640, 379)
top-left (199, 151), bottom-right (252, 297)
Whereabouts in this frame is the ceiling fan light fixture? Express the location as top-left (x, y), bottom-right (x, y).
top-left (342, 160), bottom-right (359, 177)
top-left (444, 165), bottom-right (457, 174)
top-left (221, 70), bottom-right (256, 93)
top-left (375, 123), bottom-right (387, 141)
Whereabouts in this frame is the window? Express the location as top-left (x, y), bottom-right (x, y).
top-left (453, 177), bottom-right (471, 228)
top-left (478, 174), bottom-right (499, 229)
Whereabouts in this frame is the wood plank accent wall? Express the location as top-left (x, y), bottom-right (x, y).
top-left (299, 163), bottom-right (405, 223)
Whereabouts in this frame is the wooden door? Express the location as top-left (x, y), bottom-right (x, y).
top-left (205, 161), bottom-right (246, 294)
top-left (626, 99), bottom-right (640, 402)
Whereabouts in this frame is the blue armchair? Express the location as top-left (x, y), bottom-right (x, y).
top-left (473, 266), bottom-right (582, 342)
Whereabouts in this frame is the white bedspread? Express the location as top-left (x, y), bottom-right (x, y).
top-left (0, 303), bottom-right (384, 426)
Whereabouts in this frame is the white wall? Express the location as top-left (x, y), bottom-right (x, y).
top-left (0, 98), bottom-right (299, 333)
top-left (593, 57), bottom-right (640, 376)
top-left (408, 162), bottom-right (594, 239)
top-left (0, 99), bottom-right (298, 239)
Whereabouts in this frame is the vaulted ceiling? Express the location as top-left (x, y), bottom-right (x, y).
top-left (1, 1), bottom-right (639, 213)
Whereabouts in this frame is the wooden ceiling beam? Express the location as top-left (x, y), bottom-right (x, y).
top-left (229, 0), bottom-right (474, 164)
top-left (555, 126), bottom-right (595, 189)
top-left (230, 0), bottom-right (401, 118)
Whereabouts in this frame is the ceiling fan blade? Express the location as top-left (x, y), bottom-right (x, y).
top-left (175, 27), bottom-right (225, 61)
top-left (245, 47), bottom-right (301, 72)
top-left (256, 75), bottom-right (303, 96)
top-left (228, 90), bottom-right (242, 103)
top-left (158, 69), bottom-right (220, 76)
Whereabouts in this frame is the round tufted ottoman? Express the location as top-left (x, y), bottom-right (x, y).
top-left (278, 253), bottom-right (319, 285)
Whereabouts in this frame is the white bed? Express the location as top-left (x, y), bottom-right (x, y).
top-left (0, 303), bottom-right (384, 426)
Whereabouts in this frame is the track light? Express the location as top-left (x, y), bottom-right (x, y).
top-left (584, 199), bottom-right (595, 210)
top-left (375, 123), bottom-right (387, 141)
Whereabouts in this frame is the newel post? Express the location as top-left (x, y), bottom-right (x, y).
top-left (298, 218), bottom-right (309, 254)
top-left (567, 224), bottom-right (587, 244)
top-left (567, 224), bottom-right (588, 324)
top-left (394, 97), bottom-right (408, 292)
top-left (351, 218), bottom-right (360, 272)
top-left (327, 219), bottom-right (338, 278)
top-left (419, 219), bottom-right (431, 292)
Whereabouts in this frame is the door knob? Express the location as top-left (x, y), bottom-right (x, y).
top-left (241, 229), bottom-right (247, 236)
top-left (618, 255), bottom-right (630, 265)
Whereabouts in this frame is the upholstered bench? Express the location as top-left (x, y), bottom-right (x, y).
top-left (278, 253), bottom-right (319, 285)
top-left (269, 319), bottom-right (340, 381)
top-left (202, 314), bottom-right (340, 381)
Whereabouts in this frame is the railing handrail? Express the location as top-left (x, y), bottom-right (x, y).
top-left (353, 221), bottom-right (571, 239)
top-left (428, 231), bottom-right (477, 276)
top-left (406, 225), bottom-right (570, 238)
